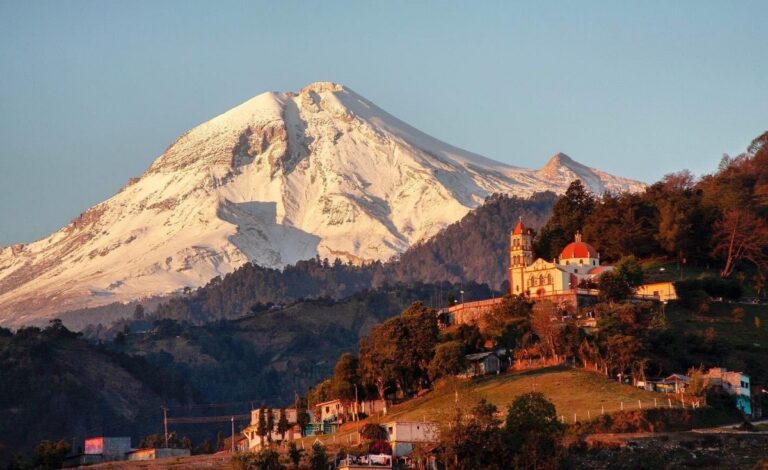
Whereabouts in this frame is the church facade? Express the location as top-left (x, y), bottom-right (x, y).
top-left (439, 219), bottom-right (676, 328)
top-left (508, 220), bottom-right (611, 297)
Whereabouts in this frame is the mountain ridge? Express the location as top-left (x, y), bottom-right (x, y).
top-left (0, 82), bottom-right (644, 326)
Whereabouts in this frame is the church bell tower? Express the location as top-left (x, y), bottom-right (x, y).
top-left (509, 218), bottom-right (533, 295)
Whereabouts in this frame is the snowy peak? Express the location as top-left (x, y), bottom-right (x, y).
top-left (0, 82), bottom-right (645, 326)
top-left (538, 152), bottom-right (645, 195)
top-left (542, 152), bottom-right (577, 170)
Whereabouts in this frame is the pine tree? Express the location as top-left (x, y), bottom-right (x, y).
top-left (277, 408), bottom-right (289, 441)
top-left (310, 442), bottom-right (328, 470)
top-left (296, 398), bottom-right (310, 437)
top-left (288, 441), bottom-right (303, 469)
top-left (266, 407), bottom-right (275, 444)
top-left (257, 407), bottom-right (267, 446)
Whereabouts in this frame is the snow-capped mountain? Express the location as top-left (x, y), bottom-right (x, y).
top-left (0, 82), bottom-right (644, 326)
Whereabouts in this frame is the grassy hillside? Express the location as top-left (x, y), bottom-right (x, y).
top-left (313, 367), bottom-right (668, 446)
top-left (0, 322), bottom-right (192, 462)
top-left (387, 367), bottom-right (664, 424)
top-left (391, 367), bottom-right (661, 422)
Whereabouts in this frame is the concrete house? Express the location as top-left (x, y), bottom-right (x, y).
top-left (242, 408), bottom-right (302, 450)
top-left (83, 437), bottom-right (131, 460)
top-left (316, 398), bottom-right (387, 423)
top-left (384, 421), bottom-right (439, 457)
top-left (704, 368), bottom-right (752, 416)
top-left (63, 437), bottom-right (132, 467)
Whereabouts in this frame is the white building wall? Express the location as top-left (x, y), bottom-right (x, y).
top-left (386, 422), bottom-right (438, 444)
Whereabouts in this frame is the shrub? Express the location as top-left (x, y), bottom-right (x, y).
top-left (368, 440), bottom-right (392, 455)
top-left (229, 449), bottom-right (284, 470)
top-left (701, 278), bottom-right (742, 300)
top-left (310, 443), bottom-right (327, 470)
top-left (360, 423), bottom-right (387, 441)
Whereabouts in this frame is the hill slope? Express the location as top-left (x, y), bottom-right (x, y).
top-left (0, 323), bottom-right (192, 459)
top-left (0, 82), bottom-right (643, 326)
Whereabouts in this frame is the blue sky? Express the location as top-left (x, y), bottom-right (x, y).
top-left (1, 1), bottom-right (766, 244)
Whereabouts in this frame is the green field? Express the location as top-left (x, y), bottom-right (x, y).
top-left (385, 367), bottom-right (669, 424)
top-left (309, 367), bottom-right (670, 448)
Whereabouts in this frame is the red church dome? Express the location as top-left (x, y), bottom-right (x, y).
top-left (560, 232), bottom-right (598, 259)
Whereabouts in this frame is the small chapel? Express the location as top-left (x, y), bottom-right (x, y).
top-left (508, 219), bottom-right (612, 297)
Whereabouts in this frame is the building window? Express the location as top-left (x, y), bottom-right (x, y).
top-left (593, 260), bottom-right (596, 266)
top-left (574, 269), bottom-right (578, 274)
top-left (547, 274), bottom-right (553, 285)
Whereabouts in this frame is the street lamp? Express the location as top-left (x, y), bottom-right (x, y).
top-left (460, 290), bottom-right (465, 304)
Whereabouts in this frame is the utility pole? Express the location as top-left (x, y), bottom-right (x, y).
top-left (231, 416), bottom-right (235, 453)
top-left (162, 406), bottom-right (169, 448)
top-left (354, 384), bottom-right (360, 444)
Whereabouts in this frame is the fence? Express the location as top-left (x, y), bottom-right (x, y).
top-left (557, 395), bottom-right (702, 425)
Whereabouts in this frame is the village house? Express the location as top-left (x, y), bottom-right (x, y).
top-left (462, 352), bottom-right (501, 378)
top-left (242, 408), bottom-right (303, 451)
top-left (384, 421), bottom-right (439, 458)
top-left (703, 367), bottom-right (752, 416)
top-left (317, 399), bottom-right (344, 423)
top-left (83, 436), bottom-right (132, 459)
top-left (636, 281), bottom-right (678, 302)
top-left (640, 373), bottom-right (690, 393)
top-left (316, 398), bottom-right (388, 423)
top-left (638, 368), bottom-right (754, 416)
top-left (63, 436), bottom-right (131, 467)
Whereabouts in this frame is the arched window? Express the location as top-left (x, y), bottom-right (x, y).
top-left (529, 276), bottom-right (535, 287)
top-left (565, 260), bottom-right (569, 265)
top-left (547, 273), bottom-right (553, 285)
top-left (539, 274), bottom-right (545, 286)
top-left (593, 260), bottom-right (597, 266)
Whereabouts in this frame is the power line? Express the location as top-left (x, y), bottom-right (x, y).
top-left (167, 414), bottom-right (250, 425)
top-left (165, 401), bottom-right (258, 410)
